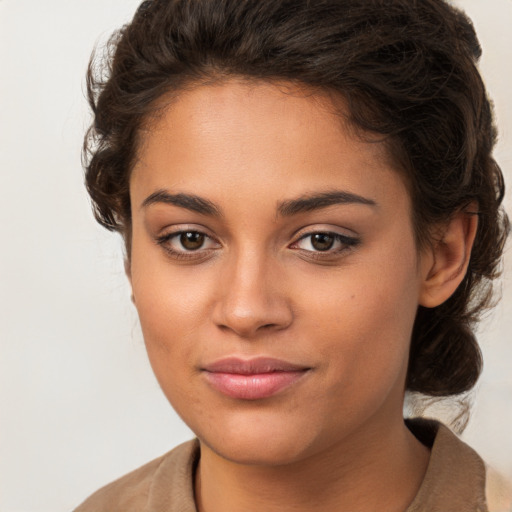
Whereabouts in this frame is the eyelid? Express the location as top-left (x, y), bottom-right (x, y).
top-left (155, 225), bottom-right (221, 259)
top-left (153, 224), bottom-right (359, 261)
top-left (289, 228), bottom-right (360, 254)
top-left (291, 223), bottom-right (358, 239)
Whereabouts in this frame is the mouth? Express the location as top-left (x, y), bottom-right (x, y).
top-left (201, 357), bottom-right (311, 400)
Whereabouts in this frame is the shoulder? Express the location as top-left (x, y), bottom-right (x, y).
top-left (406, 418), bottom-right (512, 512)
top-left (486, 465), bottom-right (512, 512)
top-left (406, 418), bottom-right (488, 511)
top-left (73, 439), bottom-right (199, 512)
top-left (73, 455), bottom-right (165, 512)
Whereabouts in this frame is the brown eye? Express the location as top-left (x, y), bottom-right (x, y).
top-left (291, 231), bottom-right (360, 255)
top-left (310, 233), bottom-right (334, 251)
top-left (180, 231), bottom-right (205, 250)
top-left (156, 229), bottom-right (220, 258)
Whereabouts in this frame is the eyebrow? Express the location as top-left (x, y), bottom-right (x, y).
top-left (277, 190), bottom-right (377, 216)
top-left (141, 190), bottom-right (222, 217)
top-left (141, 189), bottom-right (377, 217)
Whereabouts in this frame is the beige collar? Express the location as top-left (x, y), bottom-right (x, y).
top-left (146, 419), bottom-right (488, 511)
top-left (405, 418), bottom-right (487, 511)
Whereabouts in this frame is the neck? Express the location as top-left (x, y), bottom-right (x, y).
top-left (195, 418), bottom-right (430, 512)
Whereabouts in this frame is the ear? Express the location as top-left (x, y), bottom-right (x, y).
top-left (419, 206), bottom-right (478, 308)
top-left (124, 258), bottom-right (136, 305)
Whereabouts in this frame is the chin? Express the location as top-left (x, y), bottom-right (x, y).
top-left (205, 433), bottom-right (314, 467)
top-left (191, 409), bottom-right (323, 467)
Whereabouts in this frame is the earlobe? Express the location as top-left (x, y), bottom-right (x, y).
top-left (124, 258), bottom-right (132, 280)
top-left (124, 259), bottom-right (136, 305)
top-left (419, 206), bottom-right (478, 308)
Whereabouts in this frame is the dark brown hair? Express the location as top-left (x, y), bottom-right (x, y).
top-left (84, 0), bottom-right (508, 398)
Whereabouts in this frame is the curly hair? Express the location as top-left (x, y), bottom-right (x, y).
top-left (84, 0), bottom-right (508, 398)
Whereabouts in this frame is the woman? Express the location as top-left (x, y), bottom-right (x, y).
top-left (75, 0), bottom-right (509, 510)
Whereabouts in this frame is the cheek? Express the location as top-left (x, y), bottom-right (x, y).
top-left (132, 276), bottom-right (203, 416)
top-left (130, 228), bottom-right (211, 327)
top-left (129, 244), bottom-right (205, 375)
top-left (133, 275), bottom-right (204, 352)
top-left (130, 261), bottom-right (224, 430)
top-left (304, 242), bottom-right (421, 392)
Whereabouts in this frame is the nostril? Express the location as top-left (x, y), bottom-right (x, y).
top-left (211, 282), bottom-right (294, 337)
top-left (216, 322), bottom-right (278, 333)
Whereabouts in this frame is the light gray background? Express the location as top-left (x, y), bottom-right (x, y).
top-left (0, 1), bottom-right (510, 511)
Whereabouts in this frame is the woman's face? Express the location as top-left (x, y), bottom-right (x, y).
top-left (128, 79), bottom-right (429, 465)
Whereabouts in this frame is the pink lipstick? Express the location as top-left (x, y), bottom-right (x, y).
top-left (202, 357), bottom-right (310, 400)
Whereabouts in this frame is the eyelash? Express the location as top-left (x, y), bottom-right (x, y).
top-left (291, 232), bottom-right (361, 259)
top-left (155, 230), bottom-right (220, 261)
top-left (155, 229), bottom-right (360, 261)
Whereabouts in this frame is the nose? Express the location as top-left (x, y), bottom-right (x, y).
top-left (212, 250), bottom-right (293, 339)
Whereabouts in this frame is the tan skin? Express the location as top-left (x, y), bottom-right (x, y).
top-left (127, 79), bottom-right (477, 512)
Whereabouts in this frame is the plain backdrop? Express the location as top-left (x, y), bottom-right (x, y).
top-left (0, 1), bottom-right (511, 511)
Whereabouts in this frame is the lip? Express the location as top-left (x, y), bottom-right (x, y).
top-left (201, 357), bottom-right (311, 400)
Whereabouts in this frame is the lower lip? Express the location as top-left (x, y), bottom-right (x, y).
top-left (203, 371), bottom-right (308, 400)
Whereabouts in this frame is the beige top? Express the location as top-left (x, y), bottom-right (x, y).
top-left (74, 419), bottom-right (512, 512)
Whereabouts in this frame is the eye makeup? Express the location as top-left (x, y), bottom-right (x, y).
top-left (154, 225), bottom-right (361, 264)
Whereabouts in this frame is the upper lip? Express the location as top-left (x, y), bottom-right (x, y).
top-left (202, 357), bottom-right (310, 375)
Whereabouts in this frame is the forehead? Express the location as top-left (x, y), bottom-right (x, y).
top-left (131, 79), bottom-right (409, 213)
